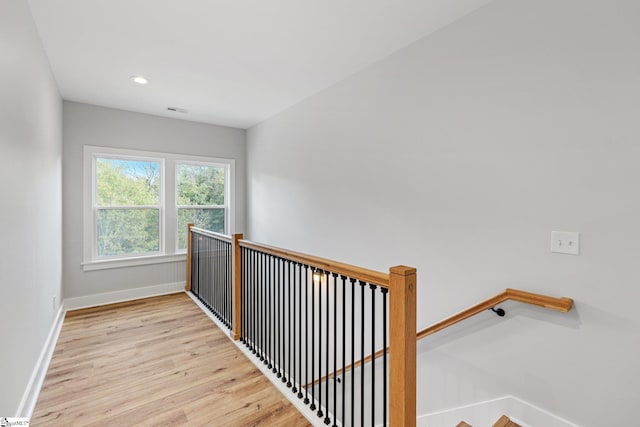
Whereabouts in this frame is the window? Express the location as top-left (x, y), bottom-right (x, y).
top-left (83, 146), bottom-right (234, 270)
top-left (95, 156), bottom-right (163, 258)
top-left (176, 162), bottom-right (227, 250)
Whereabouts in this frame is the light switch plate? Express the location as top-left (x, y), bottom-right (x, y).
top-left (551, 231), bottom-right (580, 255)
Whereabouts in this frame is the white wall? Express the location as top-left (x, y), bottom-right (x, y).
top-left (246, 1), bottom-right (640, 425)
top-left (63, 102), bottom-right (246, 299)
top-left (0, 0), bottom-right (63, 415)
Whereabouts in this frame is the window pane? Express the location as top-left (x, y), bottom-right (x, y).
top-left (178, 208), bottom-right (225, 249)
top-left (96, 158), bottom-right (160, 206)
top-left (176, 164), bottom-right (225, 206)
top-left (97, 209), bottom-right (160, 256)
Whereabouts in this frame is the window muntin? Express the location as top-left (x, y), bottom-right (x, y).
top-left (176, 162), bottom-right (228, 250)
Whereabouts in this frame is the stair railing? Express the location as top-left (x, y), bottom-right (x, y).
top-left (187, 225), bottom-right (234, 328)
top-left (186, 224), bottom-right (417, 427)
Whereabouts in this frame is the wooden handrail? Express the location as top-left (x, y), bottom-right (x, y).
top-left (191, 226), bottom-right (232, 243)
top-left (310, 288), bottom-right (573, 386)
top-left (238, 239), bottom-right (390, 287)
top-left (416, 288), bottom-right (572, 340)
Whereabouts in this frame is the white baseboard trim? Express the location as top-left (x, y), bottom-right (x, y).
top-left (16, 302), bottom-right (66, 418)
top-left (65, 282), bottom-right (185, 311)
top-left (417, 395), bottom-right (581, 427)
top-left (186, 292), bottom-right (326, 427)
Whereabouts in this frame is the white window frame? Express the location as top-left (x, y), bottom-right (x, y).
top-left (83, 145), bottom-right (235, 271)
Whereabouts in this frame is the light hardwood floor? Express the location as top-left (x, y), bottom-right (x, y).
top-left (32, 293), bottom-right (310, 426)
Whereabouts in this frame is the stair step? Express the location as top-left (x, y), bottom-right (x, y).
top-left (493, 414), bottom-right (521, 427)
top-left (456, 415), bottom-right (521, 427)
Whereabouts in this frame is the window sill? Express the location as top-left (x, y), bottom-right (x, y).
top-left (82, 253), bottom-right (186, 271)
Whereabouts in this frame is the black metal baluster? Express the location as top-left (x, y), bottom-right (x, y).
top-left (310, 268), bottom-right (317, 411)
top-left (283, 261), bottom-right (288, 382)
top-left (221, 240), bottom-right (225, 323)
top-left (225, 240), bottom-right (228, 324)
top-left (304, 265), bottom-right (310, 404)
top-left (370, 284), bottom-right (377, 426)
top-left (350, 277), bottom-right (356, 427)
top-left (381, 288), bottom-right (388, 427)
top-left (275, 258), bottom-right (280, 375)
top-left (223, 240), bottom-right (226, 325)
top-left (200, 236), bottom-right (204, 302)
top-left (216, 238), bottom-right (220, 318)
top-left (245, 248), bottom-right (250, 349)
top-left (282, 260), bottom-right (288, 383)
top-left (218, 239), bottom-right (221, 318)
top-left (317, 269), bottom-right (323, 419)
top-left (214, 237), bottom-right (218, 317)
top-left (220, 240), bottom-right (223, 321)
top-left (219, 239), bottom-right (222, 319)
top-left (261, 252), bottom-right (266, 361)
top-left (203, 237), bottom-right (206, 304)
top-left (201, 236), bottom-right (205, 304)
top-left (190, 234), bottom-right (194, 297)
top-left (331, 273), bottom-right (338, 426)
top-left (297, 263), bottom-right (303, 398)
top-left (267, 255), bottom-right (273, 369)
top-left (208, 238), bottom-right (211, 309)
top-left (271, 256), bottom-right (276, 370)
top-left (244, 247), bottom-right (249, 345)
top-left (341, 275), bottom-right (347, 427)
top-left (205, 237), bottom-right (208, 308)
top-left (224, 240), bottom-right (228, 326)
top-left (208, 237), bottom-right (212, 310)
top-left (277, 258), bottom-right (282, 378)
top-left (247, 249), bottom-right (252, 350)
top-left (240, 247), bottom-right (245, 344)
top-left (256, 252), bottom-right (264, 362)
top-left (191, 234), bottom-right (196, 298)
top-left (216, 239), bottom-right (220, 316)
top-left (360, 280), bottom-right (366, 425)
top-left (214, 238), bottom-right (217, 316)
top-left (263, 252), bottom-right (268, 364)
top-left (215, 238), bottom-right (219, 316)
top-left (254, 249), bottom-right (259, 354)
top-left (204, 237), bottom-right (209, 309)
top-left (213, 238), bottom-right (216, 314)
top-left (259, 252), bottom-right (264, 361)
top-left (287, 261), bottom-right (292, 387)
top-left (221, 241), bottom-right (231, 329)
top-left (224, 240), bottom-right (227, 323)
top-left (324, 271), bottom-right (331, 425)
top-left (251, 249), bottom-right (256, 354)
top-left (228, 241), bottom-right (231, 327)
top-left (292, 263), bottom-right (298, 394)
top-left (254, 249), bottom-right (258, 352)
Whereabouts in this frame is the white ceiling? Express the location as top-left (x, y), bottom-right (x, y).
top-left (28, 0), bottom-right (492, 129)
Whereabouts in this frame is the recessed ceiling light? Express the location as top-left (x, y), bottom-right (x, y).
top-left (130, 75), bottom-right (149, 85)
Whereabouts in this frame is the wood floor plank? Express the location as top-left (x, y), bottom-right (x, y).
top-left (32, 293), bottom-right (310, 426)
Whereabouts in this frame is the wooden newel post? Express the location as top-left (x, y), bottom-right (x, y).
top-left (231, 233), bottom-right (244, 340)
top-left (389, 265), bottom-right (417, 427)
top-left (185, 223), bottom-right (194, 292)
